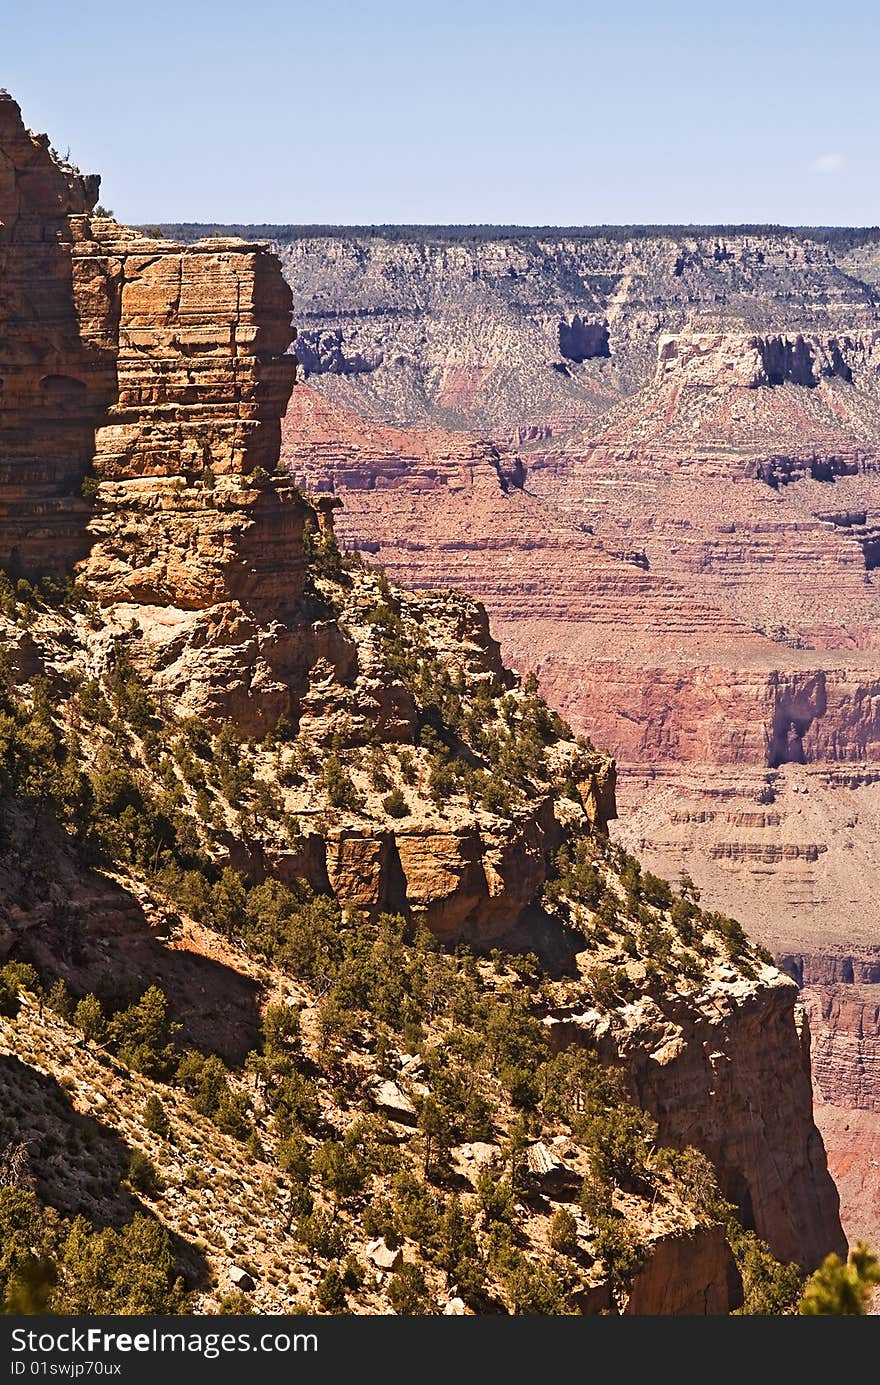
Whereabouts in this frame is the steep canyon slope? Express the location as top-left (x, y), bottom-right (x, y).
top-left (0, 97), bottom-right (846, 1313)
top-left (277, 229), bottom-right (880, 1249)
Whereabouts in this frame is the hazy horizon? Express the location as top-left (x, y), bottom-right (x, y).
top-left (140, 221), bottom-right (880, 234)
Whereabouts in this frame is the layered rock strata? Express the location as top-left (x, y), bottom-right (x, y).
top-left (280, 301), bottom-right (880, 1255)
top-left (548, 966), bottom-right (842, 1268)
top-left (0, 104), bottom-right (847, 1296)
top-left (0, 94), bottom-right (112, 576)
top-left (272, 231), bottom-right (878, 433)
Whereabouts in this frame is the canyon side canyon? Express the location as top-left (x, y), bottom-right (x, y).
top-left (0, 96), bottom-right (851, 1314)
top-left (247, 228), bottom-right (880, 1252)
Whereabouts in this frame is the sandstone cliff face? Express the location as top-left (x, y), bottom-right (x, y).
top-left (654, 330), bottom-right (876, 390)
top-left (0, 94), bottom-right (112, 577)
top-left (76, 232), bottom-right (302, 620)
top-left (14, 100), bottom-right (324, 736)
top-left (770, 947), bottom-right (880, 1251)
top-left (0, 104), bottom-right (848, 1305)
top-left (80, 223), bottom-right (301, 615)
top-left (623, 1225), bottom-right (734, 1315)
top-left (548, 967), bottom-right (844, 1269)
top-left (0, 91), bottom-right (306, 721)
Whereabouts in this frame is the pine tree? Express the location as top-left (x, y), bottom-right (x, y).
top-left (799, 1243), bottom-right (880, 1315)
top-left (143, 1095), bottom-right (170, 1138)
top-left (73, 994), bottom-right (106, 1043)
top-left (316, 1265), bottom-right (347, 1313)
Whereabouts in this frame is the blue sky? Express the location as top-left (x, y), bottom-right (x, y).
top-left (5, 0), bottom-right (878, 226)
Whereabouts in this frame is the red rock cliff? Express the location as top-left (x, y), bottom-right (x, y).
top-left (0, 94), bottom-right (113, 576)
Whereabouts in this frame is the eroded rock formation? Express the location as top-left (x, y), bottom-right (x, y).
top-left (0, 104), bottom-right (847, 1305)
top-left (277, 231), bottom-right (880, 1253)
top-left (268, 231), bottom-right (880, 433)
top-left (548, 967), bottom-right (844, 1268)
top-left (0, 94), bottom-right (112, 576)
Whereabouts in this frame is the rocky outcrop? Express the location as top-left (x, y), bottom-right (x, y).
top-left (623, 1225), bottom-right (735, 1315)
top-left (84, 480), bottom-right (308, 615)
top-left (0, 94), bottom-right (113, 577)
top-left (559, 316), bottom-right (609, 364)
top-left (268, 231), bottom-right (879, 433)
top-left (295, 327), bottom-right (381, 376)
top-left (538, 660), bottom-right (880, 769)
top-left (548, 968), bottom-right (845, 1269)
top-left (769, 945), bottom-right (880, 1252)
top-left (0, 92), bottom-right (307, 727)
top-left (804, 983), bottom-right (880, 1112)
top-left (654, 330), bottom-right (872, 389)
top-left (280, 815), bottom-right (563, 940)
top-left (76, 221), bottom-right (300, 617)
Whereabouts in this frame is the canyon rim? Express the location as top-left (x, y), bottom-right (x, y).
top-left (0, 85), bottom-right (872, 1320)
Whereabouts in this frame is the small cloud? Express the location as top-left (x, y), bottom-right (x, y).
top-left (809, 152), bottom-right (846, 175)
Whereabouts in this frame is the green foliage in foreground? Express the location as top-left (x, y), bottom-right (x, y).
top-left (0, 1188), bottom-right (186, 1314)
top-left (727, 1219), bottom-right (804, 1315)
top-left (799, 1243), bottom-right (880, 1315)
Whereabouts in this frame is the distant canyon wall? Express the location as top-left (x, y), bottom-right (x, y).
top-left (276, 231), bottom-right (878, 433)
top-left (279, 230), bottom-right (880, 1256)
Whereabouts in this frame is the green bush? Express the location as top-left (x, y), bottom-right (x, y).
top-left (110, 987), bottom-right (178, 1078)
top-left (0, 1190), bottom-right (185, 1314)
top-left (498, 1252), bottom-right (569, 1315)
top-left (0, 977), bottom-right (21, 1019)
top-left (591, 1215), bottom-right (646, 1285)
top-left (1, 961), bottom-right (39, 994)
top-left (578, 1102), bottom-right (657, 1192)
top-left (46, 979), bottom-right (73, 1021)
top-left (727, 1219), bottom-right (803, 1314)
top-left (382, 787), bottom-right (409, 818)
top-left (143, 1096), bottom-right (171, 1139)
top-left (217, 1290), bottom-right (250, 1314)
top-left (73, 994), bottom-right (107, 1044)
top-left (316, 1265), bottom-right (347, 1313)
top-left (321, 755), bottom-right (364, 811)
top-left (127, 1149), bottom-right (162, 1197)
top-left (58, 1213), bottom-right (185, 1313)
top-left (549, 1207), bottom-right (579, 1256)
top-left (387, 1263), bottom-right (429, 1315)
top-left (799, 1243), bottom-right (880, 1315)
top-left (295, 1211), bottom-right (344, 1264)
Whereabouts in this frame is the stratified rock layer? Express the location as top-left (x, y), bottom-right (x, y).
top-left (0, 92), bottom-right (301, 616)
top-left (0, 106), bottom-right (847, 1286)
top-left (0, 94), bottom-right (110, 576)
top-left (274, 231), bottom-right (878, 433)
top-left (278, 244), bottom-right (880, 1253)
top-left (549, 967), bottom-right (843, 1268)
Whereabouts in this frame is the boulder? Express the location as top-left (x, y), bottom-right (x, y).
top-left (365, 1238), bottom-right (402, 1271)
top-left (369, 1078), bottom-right (418, 1126)
top-left (228, 1266), bottom-right (256, 1292)
top-left (443, 1297), bottom-right (467, 1315)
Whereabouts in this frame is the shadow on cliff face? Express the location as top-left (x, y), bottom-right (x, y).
top-left (1, 808), bottom-right (262, 1067)
top-left (0, 94), bottom-right (119, 580)
top-left (0, 1054), bottom-right (208, 1287)
top-left (0, 1052), bottom-right (143, 1225)
top-left (492, 904), bottom-right (588, 979)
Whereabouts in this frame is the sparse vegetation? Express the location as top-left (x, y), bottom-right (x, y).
top-left (0, 491), bottom-right (795, 1318)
